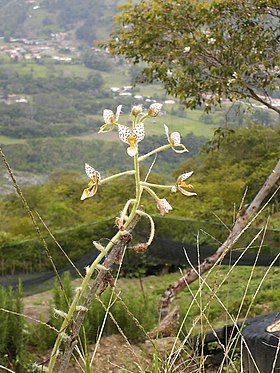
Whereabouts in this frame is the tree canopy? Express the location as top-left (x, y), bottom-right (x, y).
top-left (106, 0), bottom-right (280, 113)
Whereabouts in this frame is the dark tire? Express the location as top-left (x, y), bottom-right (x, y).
top-left (241, 312), bottom-right (280, 373)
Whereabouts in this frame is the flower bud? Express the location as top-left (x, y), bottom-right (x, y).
top-left (133, 243), bottom-right (149, 253)
top-left (157, 198), bottom-right (173, 216)
top-left (131, 104), bottom-right (142, 117)
top-left (147, 103), bottom-right (163, 117)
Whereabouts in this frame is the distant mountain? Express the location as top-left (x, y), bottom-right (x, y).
top-left (0, 0), bottom-right (125, 44)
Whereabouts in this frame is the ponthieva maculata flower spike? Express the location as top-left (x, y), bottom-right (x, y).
top-left (118, 123), bottom-right (145, 156)
top-left (99, 105), bottom-right (122, 133)
top-left (172, 171), bottom-right (197, 196)
top-left (164, 124), bottom-right (188, 153)
top-left (48, 101), bottom-right (199, 372)
top-left (81, 163), bottom-right (101, 200)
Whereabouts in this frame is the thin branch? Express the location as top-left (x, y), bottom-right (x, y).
top-left (158, 159), bottom-right (280, 319)
top-left (245, 84), bottom-right (280, 114)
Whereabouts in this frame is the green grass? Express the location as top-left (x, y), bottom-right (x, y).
top-left (24, 9), bottom-right (60, 38)
top-left (100, 68), bottom-right (131, 88)
top-left (0, 136), bottom-right (26, 145)
top-left (52, 64), bottom-right (95, 78)
top-left (117, 266), bottom-right (280, 329)
top-left (0, 61), bottom-right (95, 79)
top-left (27, 265), bottom-right (280, 331)
top-left (21, 262), bottom-right (280, 371)
top-left (0, 61), bottom-right (49, 78)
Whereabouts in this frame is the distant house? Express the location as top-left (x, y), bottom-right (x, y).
top-left (5, 95), bottom-right (28, 105)
top-left (110, 87), bottom-right (121, 93)
top-left (123, 85), bottom-right (133, 91)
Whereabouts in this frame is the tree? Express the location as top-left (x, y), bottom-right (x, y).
top-left (106, 0), bottom-right (280, 114)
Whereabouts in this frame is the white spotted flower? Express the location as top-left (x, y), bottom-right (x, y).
top-left (157, 198), bottom-right (173, 216)
top-left (81, 163), bottom-right (101, 200)
top-left (164, 124), bottom-right (188, 153)
top-left (171, 171), bottom-right (197, 196)
top-left (118, 123), bottom-right (145, 157)
top-left (99, 105), bottom-right (122, 133)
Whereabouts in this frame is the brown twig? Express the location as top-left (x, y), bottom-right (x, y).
top-left (159, 159), bottom-right (280, 319)
top-left (57, 209), bottom-right (143, 373)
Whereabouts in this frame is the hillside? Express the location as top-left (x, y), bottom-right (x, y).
top-left (0, 0), bottom-right (126, 44)
top-left (0, 0), bottom-right (279, 267)
top-left (0, 0), bottom-right (278, 149)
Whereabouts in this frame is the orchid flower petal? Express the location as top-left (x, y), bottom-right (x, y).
top-left (118, 124), bottom-right (131, 144)
top-left (85, 163), bottom-right (96, 179)
top-left (103, 109), bottom-right (115, 125)
top-left (127, 146), bottom-right (137, 157)
top-left (170, 131), bottom-right (181, 147)
top-left (133, 123), bottom-right (145, 142)
top-left (178, 187), bottom-right (197, 196)
top-left (164, 124), bottom-right (170, 139)
top-left (180, 171), bottom-right (194, 181)
top-left (115, 105), bottom-right (122, 122)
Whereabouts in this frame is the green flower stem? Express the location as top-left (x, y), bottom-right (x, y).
top-left (142, 185), bottom-right (160, 201)
top-left (138, 144), bottom-right (172, 161)
top-left (120, 199), bottom-right (136, 222)
top-left (139, 113), bottom-right (149, 123)
top-left (140, 181), bottom-right (173, 190)
top-left (123, 156), bottom-right (142, 228)
top-left (136, 210), bottom-right (155, 245)
top-left (101, 170), bottom-right (135, 184)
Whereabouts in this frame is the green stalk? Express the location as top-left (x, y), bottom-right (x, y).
top-left (120, 199), bottom-right (136, 222)
top-left (138, 144), bottom-right (171, 161)
top-left (142, 185), bottom-right (160, 201)
top-left (101, 170), bottom-right (135, 184)
top-left (140, 181), bottom-right (173, 190)
top-left (136, 210), bottom-right (155, 245)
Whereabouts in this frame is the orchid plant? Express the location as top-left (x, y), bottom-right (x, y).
top-left (47, 103), bottom-right (196, 372)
